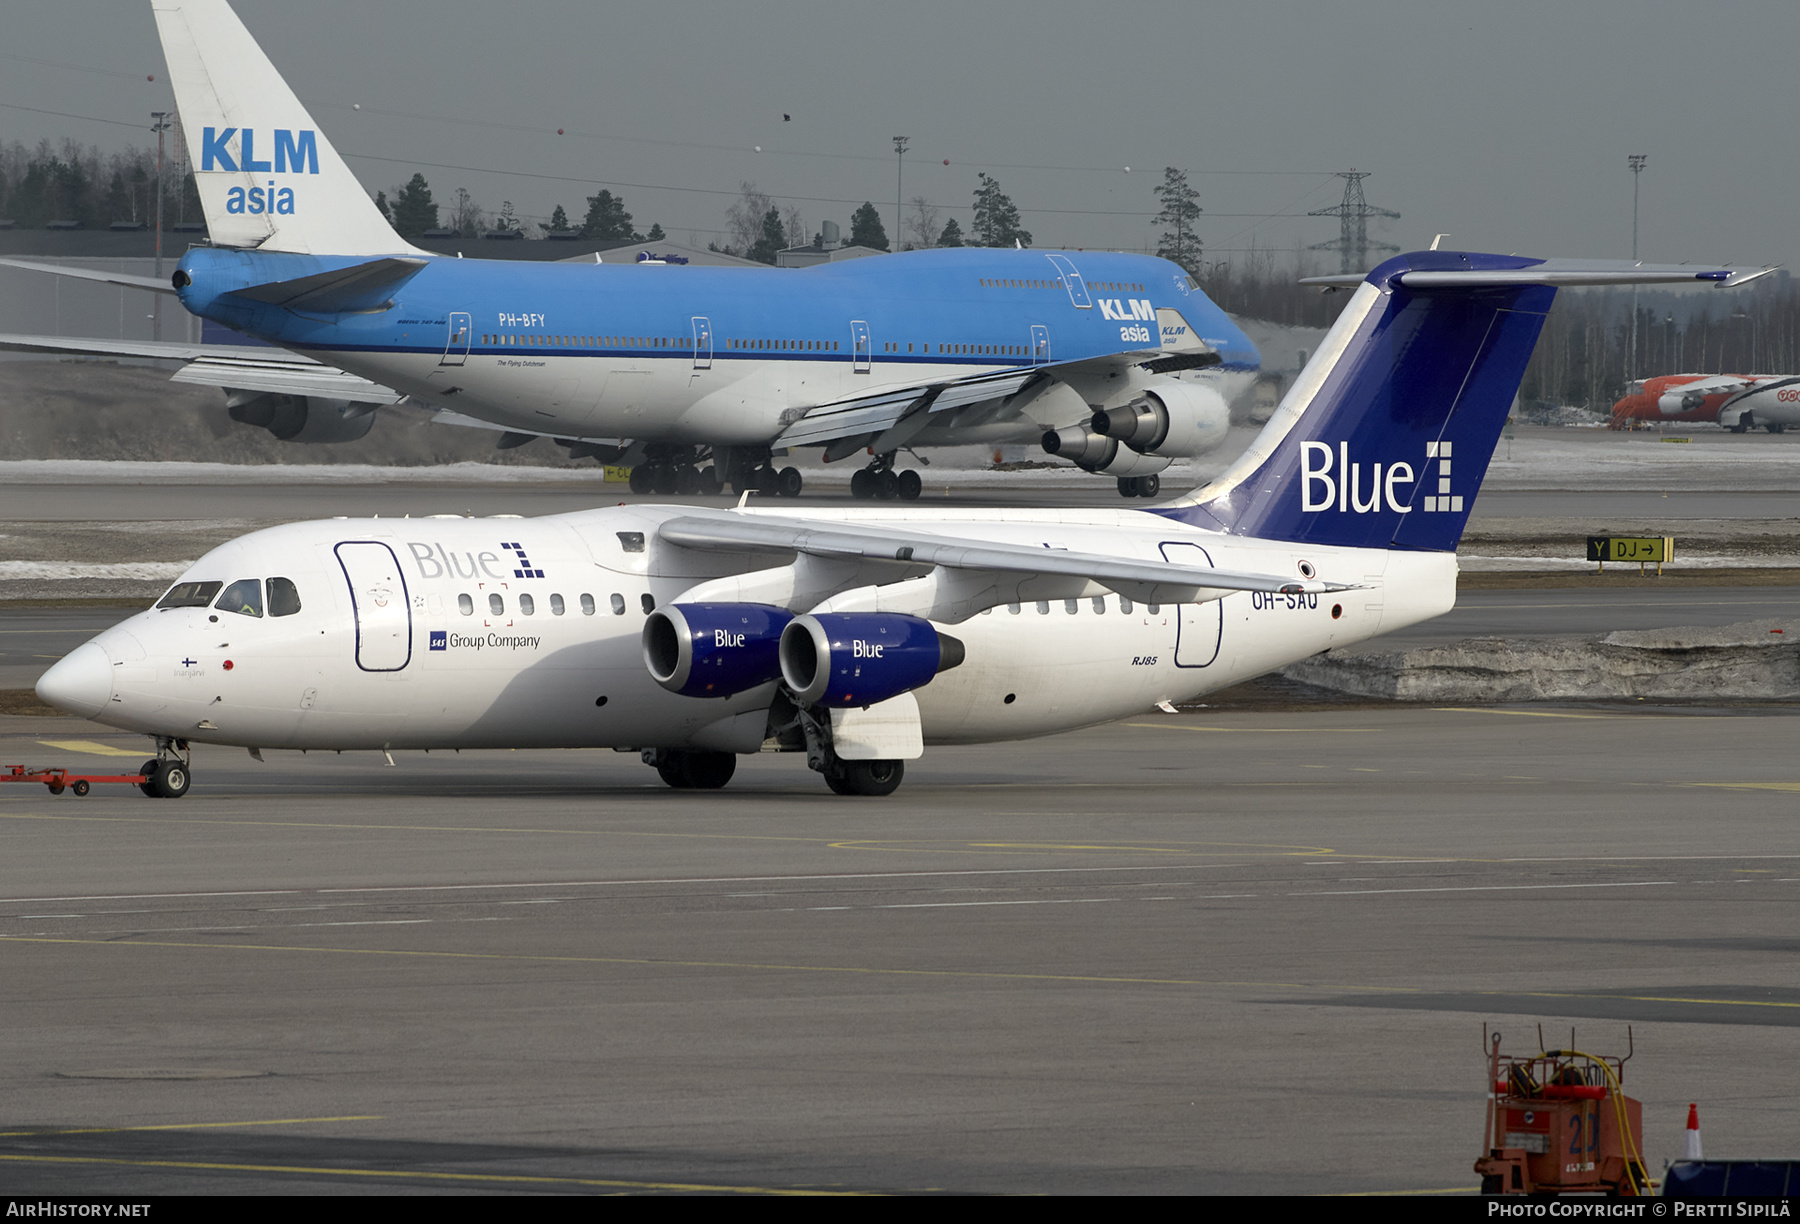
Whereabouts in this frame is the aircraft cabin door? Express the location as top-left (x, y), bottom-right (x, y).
top-left (1158, 542), bottom-right (1222, 668)
top-left (1031, 325), bottom-right (1051, 365)
top-left (441, 313), bottom-right (472, 366)
top-left (335, 541), bottom-right (413, 672)
top-left (850, 320), bottom-right (871, 373)
top-left (691, 316), bottom-right (713, 370)
top-left (1042, 254), bottom-right (1093, 310)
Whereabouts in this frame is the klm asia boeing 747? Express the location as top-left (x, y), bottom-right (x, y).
top-left (3, 0), bottom-right (1259, 499)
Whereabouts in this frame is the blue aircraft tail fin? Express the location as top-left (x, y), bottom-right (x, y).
top-left (1158, 251), bottom-right (1769, 551)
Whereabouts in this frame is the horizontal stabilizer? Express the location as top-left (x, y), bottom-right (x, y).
top-left (1302, 259), bottom-right (1778, 291)
top-left (0, 258), bottom-right (176, 295)
top-left (659, 512), bottom-right (1350, 604)
top-left (225, 257), bottom-right (428, 313)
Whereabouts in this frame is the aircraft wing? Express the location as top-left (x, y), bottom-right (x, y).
top-left (0, 332), bottom-right (404, 403)
top-left (771, 346), bottom-right (1217, 459)
top-left (657, 512), bottom-right (1350, 604)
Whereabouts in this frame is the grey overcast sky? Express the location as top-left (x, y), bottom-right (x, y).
top-left (5, 0), bottom-right (1797, 271)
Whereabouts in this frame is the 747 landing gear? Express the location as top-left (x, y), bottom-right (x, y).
top-left (850, 452), bottom-right (922, 501)
top-left (1117, 473), bottom-right (1160, 498)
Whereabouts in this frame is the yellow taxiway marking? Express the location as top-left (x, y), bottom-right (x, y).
top-left (1432, 707), bottom-right (1670, 721)
top-left (0, 1116), bottom-right (381, 1138)
top-left (1124, 723), bottom-right (1376, 733)
top-left (0, 1153), bottom-right (863, 1195)
top-left (1689, 782), bottom-right (1800, 793)
top-left (34, 740), bottom-right (147, 758)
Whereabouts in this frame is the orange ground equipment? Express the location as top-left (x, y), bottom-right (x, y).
top-left (1476, 1026), bottom-right (1650, 1196)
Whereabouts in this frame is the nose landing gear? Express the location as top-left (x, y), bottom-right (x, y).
top-left (139, 737), bottom-right (192, 798)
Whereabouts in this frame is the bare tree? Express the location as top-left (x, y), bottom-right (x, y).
top-left (784, 205), bottom-right (806, 252)
top-left (903, 195), bottom-right (941, 251)
top-left (725, 182), bottom-right (774, 256)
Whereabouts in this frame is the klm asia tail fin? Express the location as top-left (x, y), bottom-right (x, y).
top-left (152, 0), bottom-right (419, 257)
top-left (1159, 251), bottom-right (1772, 552)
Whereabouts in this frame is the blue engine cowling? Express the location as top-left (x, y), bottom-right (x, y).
top-left (643, 603), bottom-right (794, 698)
top-left (778, 613), bottom-right (965, 708)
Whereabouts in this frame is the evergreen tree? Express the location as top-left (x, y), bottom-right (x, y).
top-left (582, 189), bottom-right (635, 240)
top-left (374, 190), bottom-right (393, 224)
top-left (547, 204), bottom-right (569, 232)
top-left (391, 173), bottom-right (437, 238)
top-left (748, 207), bottom-right (786, 264)
top-left (1153, 167), bottom-right (1203, 277)
top-left (646, 222), bottom-right (665, 241)
top-left (971, 175), bottom-right (1029, 247)
top-left (938, 217), bottom-right (963, 247)
top-left (849, 201), bottom-right (889, 251)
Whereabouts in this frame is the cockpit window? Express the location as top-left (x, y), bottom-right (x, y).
top-left (157, 580), bottom-right (222, 609)
top-left (267, 577), bottom-right (302, 617)
top-left (216, 578), bottom-right (264, 618)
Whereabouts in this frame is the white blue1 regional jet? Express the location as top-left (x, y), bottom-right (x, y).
top-left (2, 0), bottom-right (1260, 500)
top-left (36, 249), bottom-right (1765, 796)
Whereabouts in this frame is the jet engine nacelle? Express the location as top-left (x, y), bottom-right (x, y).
top-left (1658, 391), bottom-right (1704, 416)
top-left (1089, 382), bottom-right (1229, 457)
top-left (226, 391), bottom-right (379, 443)
top-left (1039, 426), bottom-right (1173, 477)
top-left (778, 613), bottom-right (965, 708)
top-left (643, 602), bottom-right (794, 698)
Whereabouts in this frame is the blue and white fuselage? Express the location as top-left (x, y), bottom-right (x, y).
top-left (173, 245), bottom-right (1258, 449)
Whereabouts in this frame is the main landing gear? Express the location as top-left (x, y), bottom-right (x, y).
top-left (1117, 473), bottom-right (1160, 498)
top-left (849, 451), bottom-right (923, 501)
top-left (140, 737), bottom-right (192, 799)
top-left (642, 747), bottom-right (737, 789)
top-left (629, 446), bottom-right (804, 498)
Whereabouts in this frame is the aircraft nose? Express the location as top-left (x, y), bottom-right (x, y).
top-left (36, 641), bottom-right (113, 719)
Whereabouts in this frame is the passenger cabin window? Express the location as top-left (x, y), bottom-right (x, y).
top-left (640, 593), bottom-right (656, 614)
top-left (609, 593), bottom-right (626, 615)
top-left (519, 594), bottom-right (536, 616)
top-left (459, 594), bottom-right (474, 615)
top-left (216, 578), bottom-right (264, 618)
top-left (488, 593), bottom-right (504, 616)
top-left (157, 580), bottom-right (223, 609)
top-left (268, 577), bottom-right (302, 617)
top-left (581, 593), bottom-right (596, 616)
top-left (551, 594), bottom-right (566, 616)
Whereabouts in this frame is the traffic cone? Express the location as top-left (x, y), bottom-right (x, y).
top-left (1684, 1103), bottom-right (1703, 1160)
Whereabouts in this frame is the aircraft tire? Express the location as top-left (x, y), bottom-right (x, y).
top-left (652, 465), bottom-right (679, 496)
top-left (839, 759), bottom-right (903, 797)
top-left (679, 751), bottom-right (737, 789)
top-left (675, 465), bottom-right (700, 495)
top-left (755, 466), bottom-right (779, 496)
top-left (897, 470), bottom-right (922, 501)
top-left (1117, 476), bottom-right (1139, 497)
top-left (850, 469), bottom-right (876, 500)
top-left (778, 467), bottom-right (804, 498)
top-left (628, 465), bottom-right (653, 493)
top-left (1769, 424), bottom-right (1786, 435)
top-left (1138, 473), bottom-right (1160, 498)
top-left (698, 466), bottom-right (723, 495)
top-left (821, 762), bottom-right (855, 795)
top-left (876, 469), bottom-right (900, 500)
top-left (149, 760), bottom-right (190, 799)
top-left (655, 758), bottom-right (687, 788)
